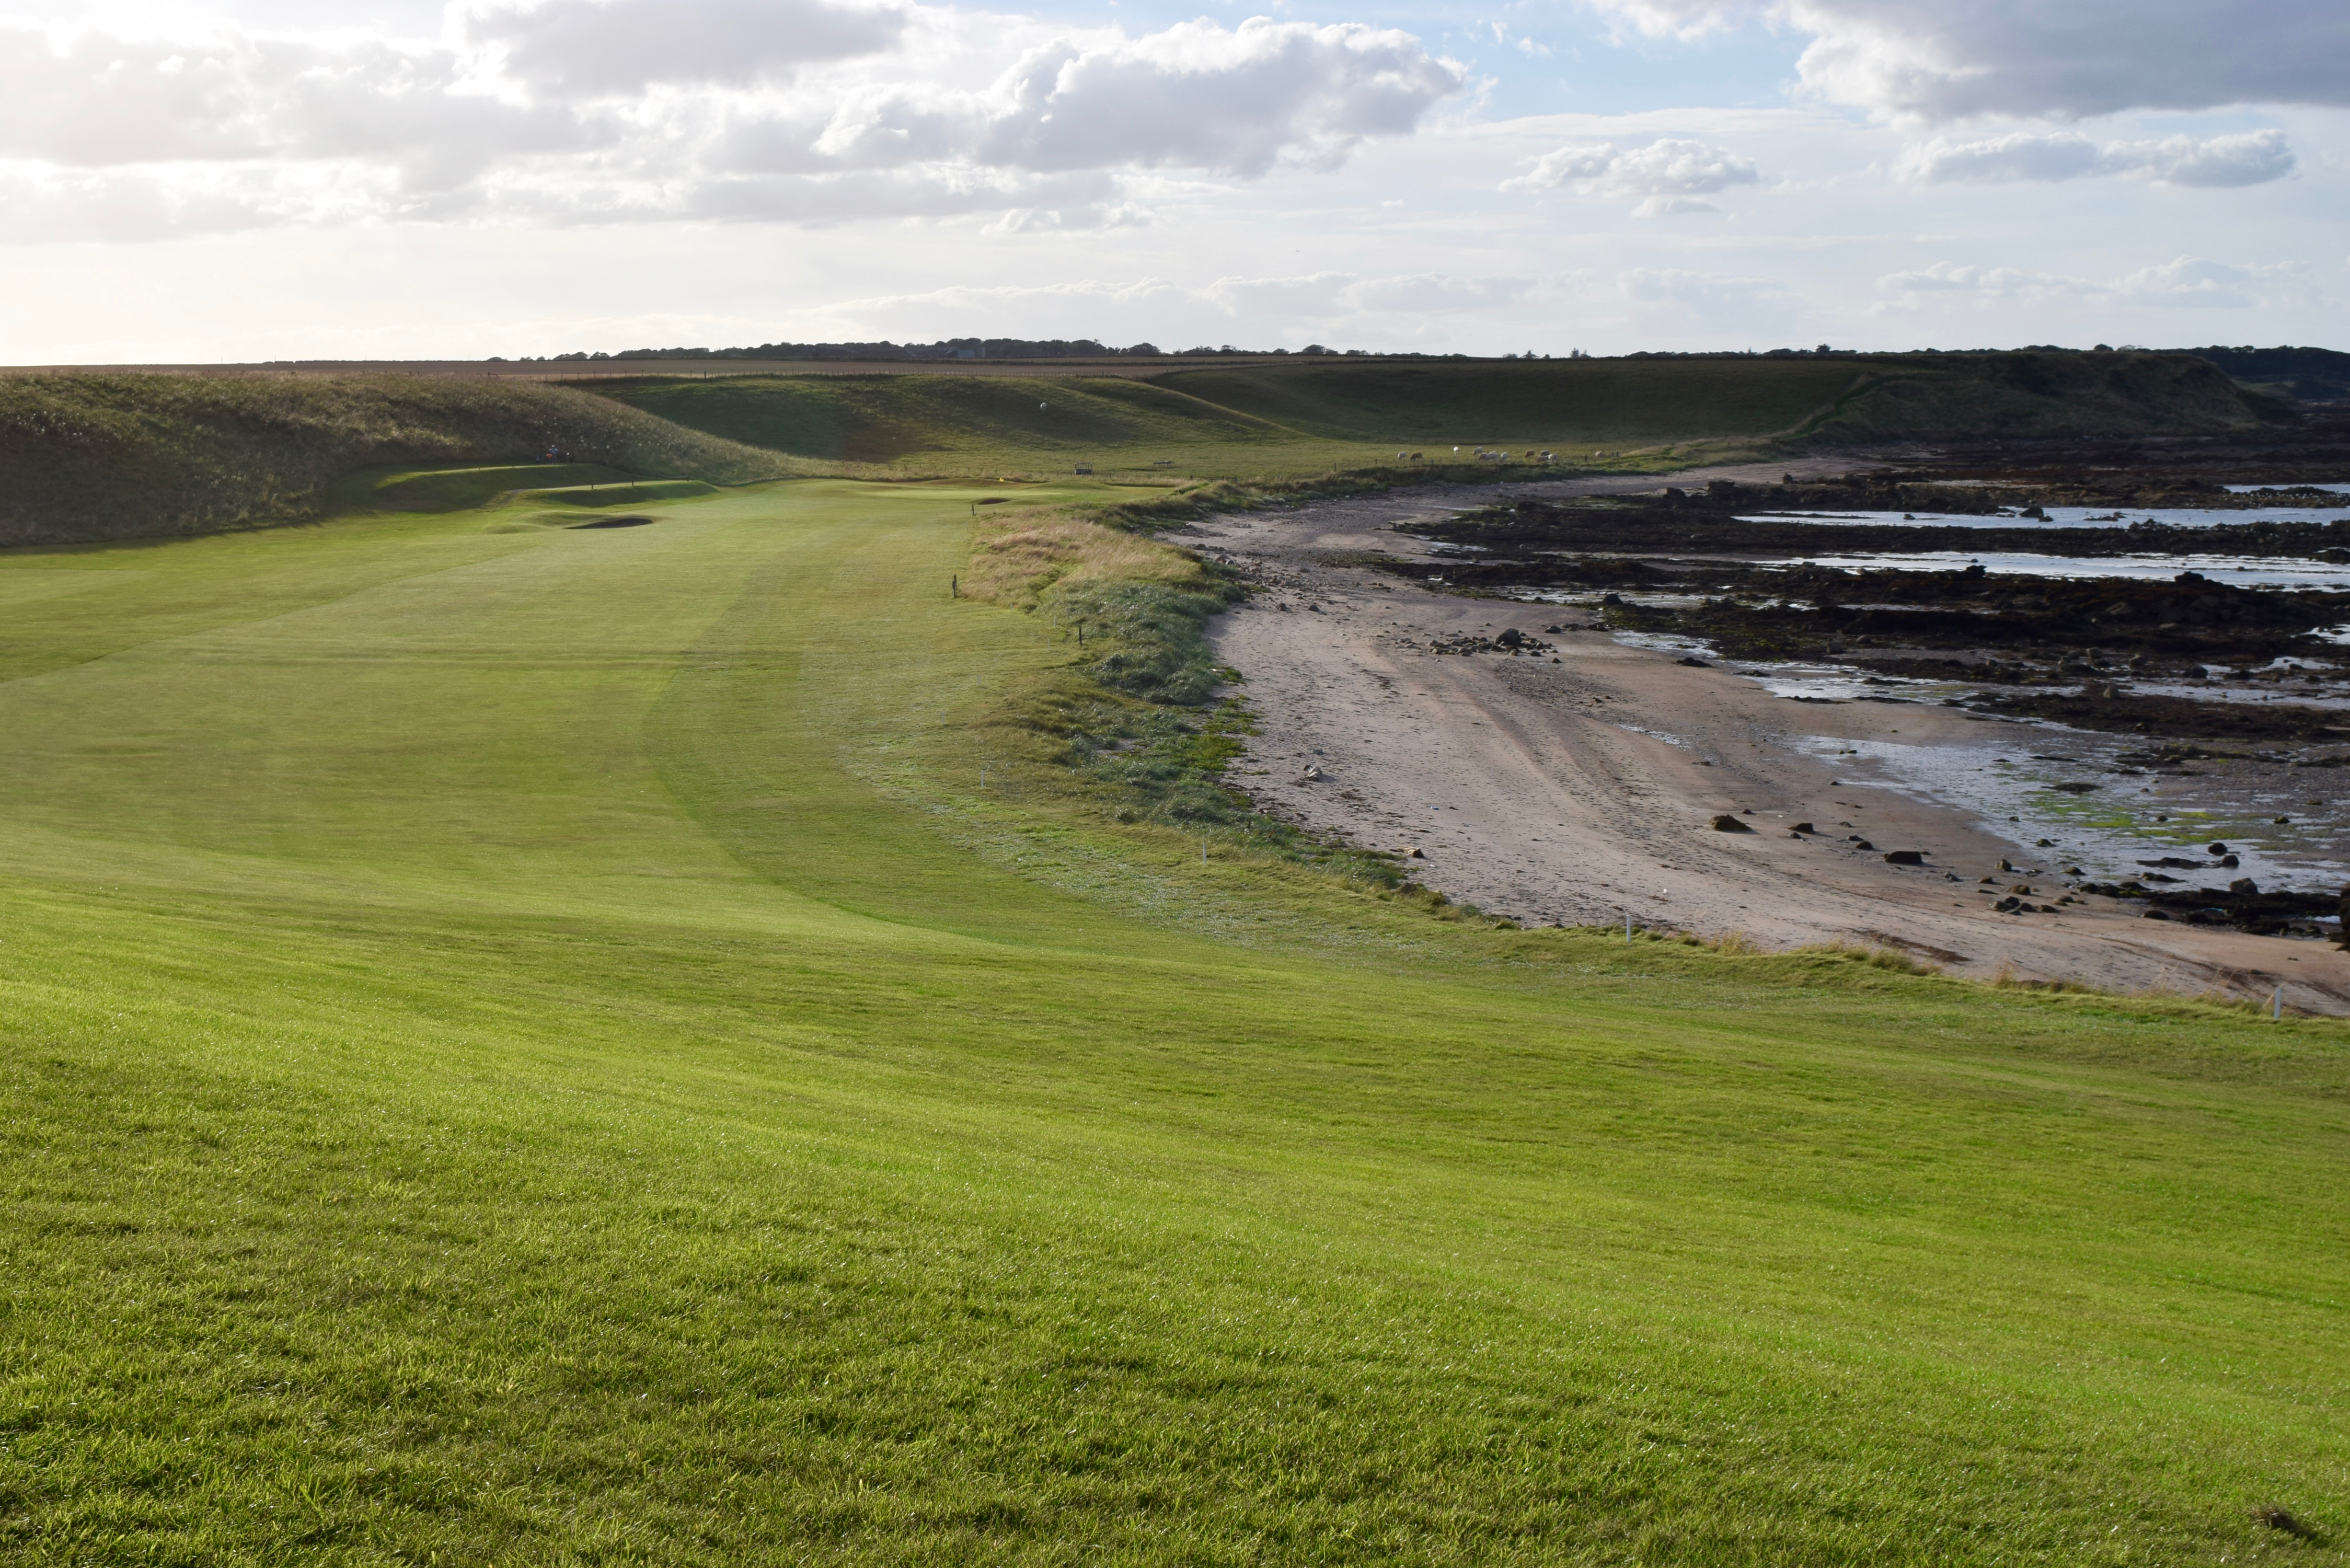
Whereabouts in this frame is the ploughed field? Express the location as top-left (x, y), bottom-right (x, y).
top-left (1, 470), bottom-right (2346, 1563)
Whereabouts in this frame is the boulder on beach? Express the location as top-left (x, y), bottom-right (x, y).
top-left (1710, 814), bottom-right (1754, 833)
top-left (1883, 850), bottom-right (1926, 865)
top-left (1790, 821), bottom-right (1815, 834)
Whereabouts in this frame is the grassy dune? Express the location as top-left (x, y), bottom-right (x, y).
top-left (0, 374), bottom-right (797, 547)
top-left (592, 352), bottom-right (2272, 485)
top-left (1800, 352), bottom-right (2274, 442)
top-left (1151, 357), bottom-right (1863, 444)
top-left (0, 353), bottom-right (2275, 550)
top-left (1, 474), bottom-right (2344, 1563)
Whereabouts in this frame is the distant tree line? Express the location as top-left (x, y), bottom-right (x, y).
top-left (490, 341), bottom-right (2349, 393)
top-left (503, 340), bottom-right (1468, 364)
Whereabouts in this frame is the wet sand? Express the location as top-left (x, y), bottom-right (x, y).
top-left (1184, 484), bottom-right (2350, 1016)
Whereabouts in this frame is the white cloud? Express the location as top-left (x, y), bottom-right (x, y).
top-left (1582, 1), bottom-right (2350, 120)
top-left (1206, 271), bottom-right (1356, 317)
top-left (0, 8), bottom-right (1464, 238)
top-left (973, 19), bottom-right (1463, 178)
top-left (1341, 272), bottom-right (1534, 312)
top-left (1873, 259), bottom-right (2082, 302)
top-left (2123, 130), bottom-right (2298, 188)
top-left (1618, 266), bottom-right (1796, 332)
top-left (1903, 129), bottom-right (2295, 188)
top-left (1875, 253), bottom-right (2312, 311)
top-left (1502, 136), bottom-right (1757, 213)
top-left (468, 0), bottom-right (908, 94)
top-left (2111, 255), bottom-right (2306, 308)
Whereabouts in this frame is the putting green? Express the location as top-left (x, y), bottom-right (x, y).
top-left (1, 478), bottom-right (2344, 1563)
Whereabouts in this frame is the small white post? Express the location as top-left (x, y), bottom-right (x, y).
top-left (1625, 909), bottom-right (1632, 943)
top-left (1202, 838), bottom-right (1208, 863)
top-left (2274, 984), bottom-right (2284, 1020)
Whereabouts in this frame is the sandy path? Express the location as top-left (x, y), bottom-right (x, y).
top-left (1185, 485), bottom-right (2350, 1016)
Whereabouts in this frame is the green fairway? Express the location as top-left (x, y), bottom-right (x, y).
top-left (2, 476), bottom-right (2345, 1564)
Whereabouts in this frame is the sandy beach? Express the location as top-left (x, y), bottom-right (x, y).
top-left (1184, 482), bottom-right (2350, 1015)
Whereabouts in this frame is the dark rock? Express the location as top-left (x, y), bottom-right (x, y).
top-left (1790, 821), bottom-right (1816, 834)
top-left (2207, 841), bottom-right (2228, 854)
top-left (1676, 656), bottom-right (1712, 667)
top-left (1710, 814), bottom-right (1754, 833)
top-left (1883, 850), bottom-right (1926, 864)
top-left (2230, 877), bottom-right (2260, 895)
top-left (1852, 839), bottom-right (1875, 850)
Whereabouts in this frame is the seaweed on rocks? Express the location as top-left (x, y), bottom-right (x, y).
top-left (1411, 481), bottom-right (2350, 563)
top-left (2073, 877), bottom-right (2339, 936)
top-left (1961, 689), bottom-right (2350, 742)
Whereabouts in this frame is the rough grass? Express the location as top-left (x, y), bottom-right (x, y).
top-left (960, 511), bottom-right (1203, 608)
top-left (2, 475), bottom-right (2347, 1564)
top-left (0, 374), bottom-right (798, 546)
top-left (1151, 357), bottom-right (1865, 445)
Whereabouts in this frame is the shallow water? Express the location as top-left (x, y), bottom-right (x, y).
top-left (1789, 550), bottom-right (2350, 589)
top-left (1738, 504), bottom-right (2350, 530)
top-left (1796, 733), bottom-right (2347, 899)
top-left (1591, 616), bottom-right (2349, 894)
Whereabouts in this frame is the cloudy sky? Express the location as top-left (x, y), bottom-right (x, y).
top-left (0, 0), bottom-right (2342, 361)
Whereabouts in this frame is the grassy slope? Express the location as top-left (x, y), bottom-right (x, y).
top-left (585, 353), bottom-right (2272, 486)
top-left (0, 374), bottom-right (798, 548)
top-left (585, 373), bottom-right (1289, 463)
top-left (583, 371), bottom-right (1402, 482)
top-left (1804, 352), bottom-right (2273, 442)
top-left (1, 478), bottom-right (2346, 1563)
top-left (0, 355), bottom-right (2276, 552)
top-left (585, 362), bottom-right (1858, 476)
top-left (1159, 352), bottom-right (2268, 447)
top-left (1151, 358), bottom-right (1863, 444)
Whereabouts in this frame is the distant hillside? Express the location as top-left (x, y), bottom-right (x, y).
top-left (2183, 345), bottom-right (2350, 403)
top-left (587, 372), bottom-right (1289, 464)
top-left (1791, 351), bottom-right (2273, 443)
top-left (1152, 358), bottom-right (1862, 444)
top-left (0, 374), bottom-right (794, 547)
top-left (590, 351), bottom-right (2273, 469)
top-left (0, 352), bottom-right (2282, 549)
